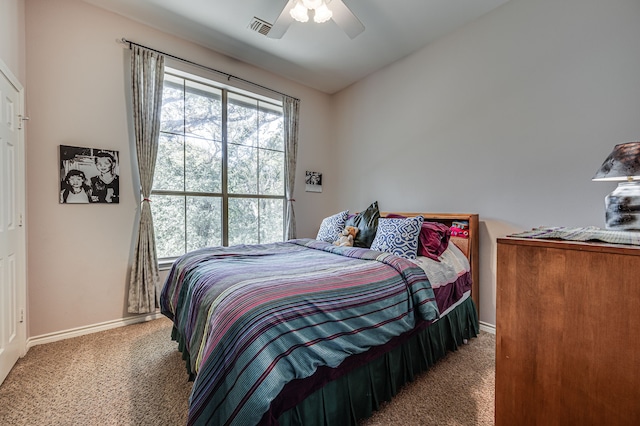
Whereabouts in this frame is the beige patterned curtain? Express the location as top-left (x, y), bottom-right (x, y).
top-left (128, 45), bottom-right (165, 313)
top-left (283, 96), bottom-right (300, 240)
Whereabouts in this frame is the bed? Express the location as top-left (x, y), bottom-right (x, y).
top-left (161, 212), bottom-right (479, 426)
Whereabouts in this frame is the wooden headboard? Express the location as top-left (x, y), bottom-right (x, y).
top-left (381, 212), bottom-right (480, 317)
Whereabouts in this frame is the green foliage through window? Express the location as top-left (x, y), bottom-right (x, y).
top-left (152, 71), bottom-right (286, 259)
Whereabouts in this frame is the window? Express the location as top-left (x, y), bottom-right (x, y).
top-left (152, 70), bottom-right (286, 259)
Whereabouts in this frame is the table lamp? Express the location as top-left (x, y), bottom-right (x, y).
top-left (592, 142), bottom-right (640, 230)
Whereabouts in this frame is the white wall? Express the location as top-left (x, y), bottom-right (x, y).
top-left (24, 0), bottom-right (640, 336)
top-left (25, 0), bottom-right (336, 337)
top-left (0, 0), bottom-right (26, 83)
top-left (332, 0), bottom-right (640, 326)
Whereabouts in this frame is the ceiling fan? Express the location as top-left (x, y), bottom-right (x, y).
top-left (267, 0), bottom-right (365, 39)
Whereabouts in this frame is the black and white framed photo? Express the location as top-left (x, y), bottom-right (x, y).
top-left (59, 145), bottom-right (120, 204)
top-left (305, 171), bottom-right (322, 193)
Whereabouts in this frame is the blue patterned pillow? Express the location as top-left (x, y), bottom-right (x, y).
top-left (370, 216), bottom-right (424, 259)
top-left (316, 210), bottom-right (349, 243)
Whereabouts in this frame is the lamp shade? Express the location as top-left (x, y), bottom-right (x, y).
top-left (314, 3), bottom-right (333, 23)
top-left (302, 0), bottom-right (323, 9)
top-left (592, 141), bottom-right (640, 230)
top-left (592, 142), bottom-right (640, 181)
top-left (290, 2), bottom-right (309, 22)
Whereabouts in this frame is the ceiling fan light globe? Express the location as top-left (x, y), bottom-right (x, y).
top-left (290, 2), bottom-right (309, 22)
top-left (302, 0), bottom-right (324, 10)
top-left (313, 4), bottom-right (333, 23)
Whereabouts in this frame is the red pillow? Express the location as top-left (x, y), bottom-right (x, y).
top-left (385, 214), bottom-right (451, 261)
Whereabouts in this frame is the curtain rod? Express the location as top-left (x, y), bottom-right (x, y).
top-left (119, 38), bottom-right (299, 102)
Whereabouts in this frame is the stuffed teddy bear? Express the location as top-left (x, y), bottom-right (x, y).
top-left (333, 226), bottom-right (359, 247)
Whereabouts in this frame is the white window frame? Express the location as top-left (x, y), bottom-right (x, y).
top-left (154, 67), bottom-right (286, 267)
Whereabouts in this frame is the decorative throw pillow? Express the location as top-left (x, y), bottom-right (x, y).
top-left (370, 216), bottom-right (424, 259)
top-left (385, 214), bottom-right (451, 261)
top-left (316, 210), bottom-right (349, 243)
top-left (345, 201), bottom-right (380, 248)
top-left (418, 221), bottom-right (451, 260)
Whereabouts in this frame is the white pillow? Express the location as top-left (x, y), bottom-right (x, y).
top-left (370, 216), bottom-right (424, 259)
top-left (316, 210), bottom-right (349, 243)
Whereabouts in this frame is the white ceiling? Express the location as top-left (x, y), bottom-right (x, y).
top-left (82, 0), bottom-right (510, 94)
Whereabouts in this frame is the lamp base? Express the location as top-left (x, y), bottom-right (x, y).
top-left (604, 181), bottom-right (640, 230)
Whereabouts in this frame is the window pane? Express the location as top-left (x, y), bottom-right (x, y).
top-left (187, 196), bottom-right (222, 251)
top-left (260, 199), bottom-right (284, 243)
top-left (228, 92), bottom-right (258, 147)
top-left (185, 136), bottom-right (222, 193)
top-left (259, 106), bottom-right (284, 151)
top-left (228, 144), bottom-right (257, 194)
top-left (185, 80), bottom-right (222, 141)
top-left (259, 149), bottom-right (284, 195)
top-left (228, 198), bottom-right (259, 246)
top-left (151, 195), bottom-right (185, 258)
top-left (154, 70), bottom-right (286, 260)
top-left (160, 75), bottom-right (185, 135)
top-left (154, 134), bottom-right (185, 191)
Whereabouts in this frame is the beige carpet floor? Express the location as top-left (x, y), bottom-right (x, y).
top-left (0, 317), bottom-right (495, 425)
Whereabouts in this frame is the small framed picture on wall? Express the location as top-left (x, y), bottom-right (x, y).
top-left (59, 145), bottom-right (120, 204)
top-left (305, 171), bottom-right (322, 193)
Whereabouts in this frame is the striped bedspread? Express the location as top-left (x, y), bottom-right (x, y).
top-left (411, 243), bottom-right (472, 313)
top-left (161, 238), bottom-right (440, 426)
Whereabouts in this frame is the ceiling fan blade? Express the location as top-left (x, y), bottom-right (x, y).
top-left (330, 0), bottom-right (364, 39)
top-left (267, 0), bottom-right (296, 39)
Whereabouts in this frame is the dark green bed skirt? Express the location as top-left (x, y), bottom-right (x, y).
top-left (277, 297), bottom-right (480, 426)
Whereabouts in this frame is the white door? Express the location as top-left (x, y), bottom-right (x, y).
top-left (0, 60), bottom-right (26, 386)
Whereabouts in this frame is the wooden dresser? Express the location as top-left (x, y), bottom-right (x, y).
top-left (496, 237), bottom-right (640, 426)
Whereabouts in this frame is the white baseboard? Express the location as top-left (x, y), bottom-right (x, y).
top-left (26, 312), bottom-right (164, 350)
top-left (479, 321), bottom-right (496, 334)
